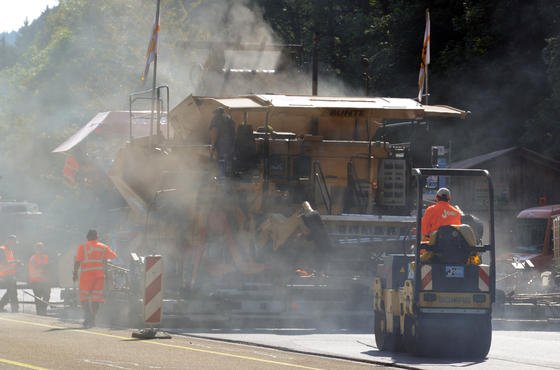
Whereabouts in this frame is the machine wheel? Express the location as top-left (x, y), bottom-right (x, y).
top-left (393, 316), bottom-right (405, 352)
top-left (374, 311), bottom-right (398, 352)
top-left (467, 316), bottom-right (492, 359)
top-left (404, 315), bottom-right (433, 356)
top-left (410, 315), bottom-right (492, 358)
top-left (403, 315), bottom-right (419, 355)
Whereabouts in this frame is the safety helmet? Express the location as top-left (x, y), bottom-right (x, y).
top-left (436, 187), bottom-right (451, 201)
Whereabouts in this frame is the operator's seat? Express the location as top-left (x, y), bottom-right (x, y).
top-left (428, 225), bottom-right (477, 264)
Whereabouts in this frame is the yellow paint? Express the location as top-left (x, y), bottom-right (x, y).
top-left (383, 289), bottom-right (401, 316)
top-left (0, 317), bottom-right (322, 370)
top-left (0, 357), bottom-right (47, 370)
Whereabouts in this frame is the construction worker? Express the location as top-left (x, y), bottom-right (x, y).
top-left (0, 235), bottom-right (20, 312)
top-left (28, 242), bottom-right (51, 315)
top-left (421, 187), bottom-right (462, 241)
top-left (209, 106), bottom-right (236, 176)
top-left (73, 229), bottom-right (117, 327)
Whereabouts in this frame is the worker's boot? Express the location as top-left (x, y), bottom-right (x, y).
top-left (91, 302), bottom-right (100, 326)
top-left (82, 303), bottom-right (93, 328)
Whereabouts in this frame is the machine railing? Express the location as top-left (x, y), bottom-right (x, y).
top-left (347, 160), bottom-right (369, 213)
top-left (312, 161), bottom-right (332, 215)
top-left (128, 85), bottom-right (170, 142)
top-left (412, 168), bottom-right (496, 304)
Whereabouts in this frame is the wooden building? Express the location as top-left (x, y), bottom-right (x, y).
top-left (446, 147), bottom-right (560, 245)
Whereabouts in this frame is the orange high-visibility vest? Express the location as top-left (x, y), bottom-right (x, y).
top-left (75, 240), bottom-right (117, 302)
top-left (28, 253), bottom-right (49, 283)
top-left (0, 245), bottom-right (16, 277)
top-left (421, 201), bottom-right (462, 240)
top-left (75, 240), bottom-right (117, 277)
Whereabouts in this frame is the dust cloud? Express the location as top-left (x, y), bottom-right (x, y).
top-left (0, 0), bottom-right (419, 330)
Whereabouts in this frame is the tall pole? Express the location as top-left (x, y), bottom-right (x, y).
top-left (425, 57), bottom-right (429, 105)
top-left (312, 32), bottom-right (318, 96)
top-left (423, 8), bottom-right (430, 105)
top-left (418, 8), bottom-right (430, 104)
top-left (150, 0), bottom-right (161, 147)
top-left (362, 55), bottom-right (370, 96)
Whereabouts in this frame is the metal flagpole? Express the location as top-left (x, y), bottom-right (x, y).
top-left (149, 0), bottom-right (161, 147)
top-left (424, 10), bottom-right (429, 105)
top-left (418, 9), bottom-right (430, 105)
top-left (425, 61), bottom-right (429, 105)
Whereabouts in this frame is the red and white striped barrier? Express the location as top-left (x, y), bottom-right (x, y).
top-left (421, 264), bottom-right (433, 290)
top-left (143, 255), bottom-right (163, 325)
top-left (478, 265), bottom-right (490, 292)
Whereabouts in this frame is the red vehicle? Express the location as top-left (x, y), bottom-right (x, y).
top-left (512, 205), bottom-right (560, 270)
top-left (497, 204), bottom-right (560, 294)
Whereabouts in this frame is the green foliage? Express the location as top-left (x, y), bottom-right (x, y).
top-left (0, 0), bottom-right (560, 206)
top-left (520, 35), bottom-right (560, 158)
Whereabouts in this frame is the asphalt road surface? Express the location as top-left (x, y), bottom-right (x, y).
top-left (181, 326), bottom-right (560, 369)
top-left (5, 289), bottom-right (560, 369)
top-left (0, 313), bottom-right (380, 370)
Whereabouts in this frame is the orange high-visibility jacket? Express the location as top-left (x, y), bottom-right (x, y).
top-left (75, 240), bottom-right (117, 278)
top-left (28, 253), bottom-right (49, 283)
top-left (0, 245), bottom-right (16, 277)
top-left (421, 201), bottom-right (462, 240)
top-left (75, 240), bottom-right (117, 302)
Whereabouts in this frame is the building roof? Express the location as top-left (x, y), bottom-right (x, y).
top-left (449, 147), bottom-right (560, 172)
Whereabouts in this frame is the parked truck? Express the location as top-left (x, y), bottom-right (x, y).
top-left (493, 205), bottom-right (560, 320)
top-left (497, 205), bottom-right (560, 294)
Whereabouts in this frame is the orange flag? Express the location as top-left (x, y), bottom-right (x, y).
top-left (418, 9), bottom-right (430, 102)
top-left (141, 18), bottom-right (160, 81)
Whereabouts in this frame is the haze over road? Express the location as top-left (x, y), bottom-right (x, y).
top-left (0, 313), bottom-right (378, 370)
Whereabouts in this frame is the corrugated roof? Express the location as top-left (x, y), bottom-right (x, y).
top-left (449, 147), bottom-right (517, 169)
top-left (449, 147), bottom-right (560, 171)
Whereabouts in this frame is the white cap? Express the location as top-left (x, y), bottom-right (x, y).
top-left (436, 187), bottom-right (451, 200)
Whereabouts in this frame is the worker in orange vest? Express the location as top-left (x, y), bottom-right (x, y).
top-left (73, 230), bottom-right (117, 327)
top-left (0, 235), bottom-right (20, 313)
top-left (28, 242), bottom-right (51, 315)
top-left (421, 187), bottom-right (462, 241)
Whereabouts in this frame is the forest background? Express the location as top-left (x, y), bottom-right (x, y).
top-left (0, 0), bottom-right (559, 216)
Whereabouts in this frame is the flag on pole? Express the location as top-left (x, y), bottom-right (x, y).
top-left (141, 17), bottom-right (160, 81)
top-left (417, 9), bottom-right (430, 102)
